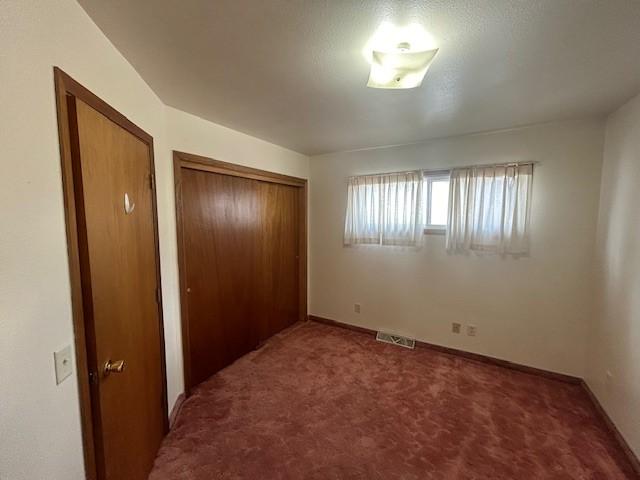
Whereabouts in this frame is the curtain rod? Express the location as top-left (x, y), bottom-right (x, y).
top-left (430, 160), bottom-right (538, 171)
top-left (348, 161), bottom-right (539, 180)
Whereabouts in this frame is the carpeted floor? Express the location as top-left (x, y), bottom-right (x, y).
top-left (150, 321), bottom-right (637, 479)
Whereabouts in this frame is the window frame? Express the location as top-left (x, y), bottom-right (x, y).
top-left (423, 171), bottom-right (451, 235)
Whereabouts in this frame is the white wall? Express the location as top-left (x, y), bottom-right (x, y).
top-left (0, 1), bottom-right (308, 479)
top-left (587, 93), bottom-right (640, 457)
top-left (310, 118), bottom-right (604, 378)
top-left (167, 107), bottom-right (310, 180)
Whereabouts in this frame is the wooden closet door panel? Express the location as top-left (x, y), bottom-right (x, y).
top-left (257, 182), bottom-right (300, 342)
top-left (181, 169), bottom-right (259, 386)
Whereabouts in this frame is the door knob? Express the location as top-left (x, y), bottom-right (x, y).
top-left (103, 359), bottom-right (126, 376)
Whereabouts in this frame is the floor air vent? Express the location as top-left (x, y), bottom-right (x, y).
top-left (376, 331), bottom-right (415, 349)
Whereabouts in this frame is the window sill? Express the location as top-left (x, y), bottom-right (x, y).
top-left (424, 228), bottom-right (446, 236)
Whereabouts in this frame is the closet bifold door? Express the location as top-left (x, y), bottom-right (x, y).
top-left (255, 180), bottom-right (301, 344)
top-left (174, 152), bottom-right (307, 394)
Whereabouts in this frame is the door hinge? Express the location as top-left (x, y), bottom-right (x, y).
top-left (156, 287), bottom-right (161, 304)
top-left (89, 371), bottom-right (98, 385)
top-left (149, 172), bottom-right (155, 190)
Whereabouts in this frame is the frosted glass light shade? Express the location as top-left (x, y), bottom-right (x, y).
top-left (367, 48), bottom-right (439, 89)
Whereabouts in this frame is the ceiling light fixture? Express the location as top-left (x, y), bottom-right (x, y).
top-left (364, 23), bottom-right (439, 89)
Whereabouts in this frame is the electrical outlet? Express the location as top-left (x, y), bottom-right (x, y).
top-left (354, 303), bottom-right (361, 314)
top-left (467, 325), bottom-right (477, 336)
top-left (452, 322), bottom-right (461, 334)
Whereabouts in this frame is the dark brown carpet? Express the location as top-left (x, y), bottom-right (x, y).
top-left (150, 321), bottom-right (637, 479)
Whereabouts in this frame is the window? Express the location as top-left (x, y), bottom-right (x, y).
top-left (423, 172), bottom-right (450, 234)
top-left (446, 164), bottom-right (533, 255)
top-left (344, 171), bottom-right (423, 246)
top-left (344, 163), bottom-right (533, 254)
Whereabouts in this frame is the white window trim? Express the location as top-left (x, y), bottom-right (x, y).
top-left (423, 171), bottom-right (450, 235)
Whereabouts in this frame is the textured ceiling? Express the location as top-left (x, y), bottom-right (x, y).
top-left (78, 0), bottom-right (640, 155)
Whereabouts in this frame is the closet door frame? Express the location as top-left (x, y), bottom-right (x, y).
top-left (173, 151), bottom-right (308, 395)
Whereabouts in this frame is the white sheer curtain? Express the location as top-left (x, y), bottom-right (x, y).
top-left (446, 164), bottom-right (533, 255)
top-left (344, 171), bottom-right (423, 246)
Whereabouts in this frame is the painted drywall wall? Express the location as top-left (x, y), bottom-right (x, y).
top-left (587, 93), bottom-right (640, 457)
top-left (309, 119), bottom-right (604, 378)
top-left (0, 1), bottom-right (308, 479)
top-left (167, 107), bottom-right (309, 180)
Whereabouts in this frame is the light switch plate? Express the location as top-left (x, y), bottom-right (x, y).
top-left (54, 345), bottom-right (73, 385)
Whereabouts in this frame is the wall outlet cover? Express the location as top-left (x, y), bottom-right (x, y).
top-left (54, 345), bottom-right (73, 385)
top-left (354, 303), bottom-right (361, 314)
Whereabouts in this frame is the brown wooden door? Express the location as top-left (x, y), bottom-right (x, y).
top-left (179, 166), bottom-right (301, 389)
top-left (70, 97), bottom-right (166, 480)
